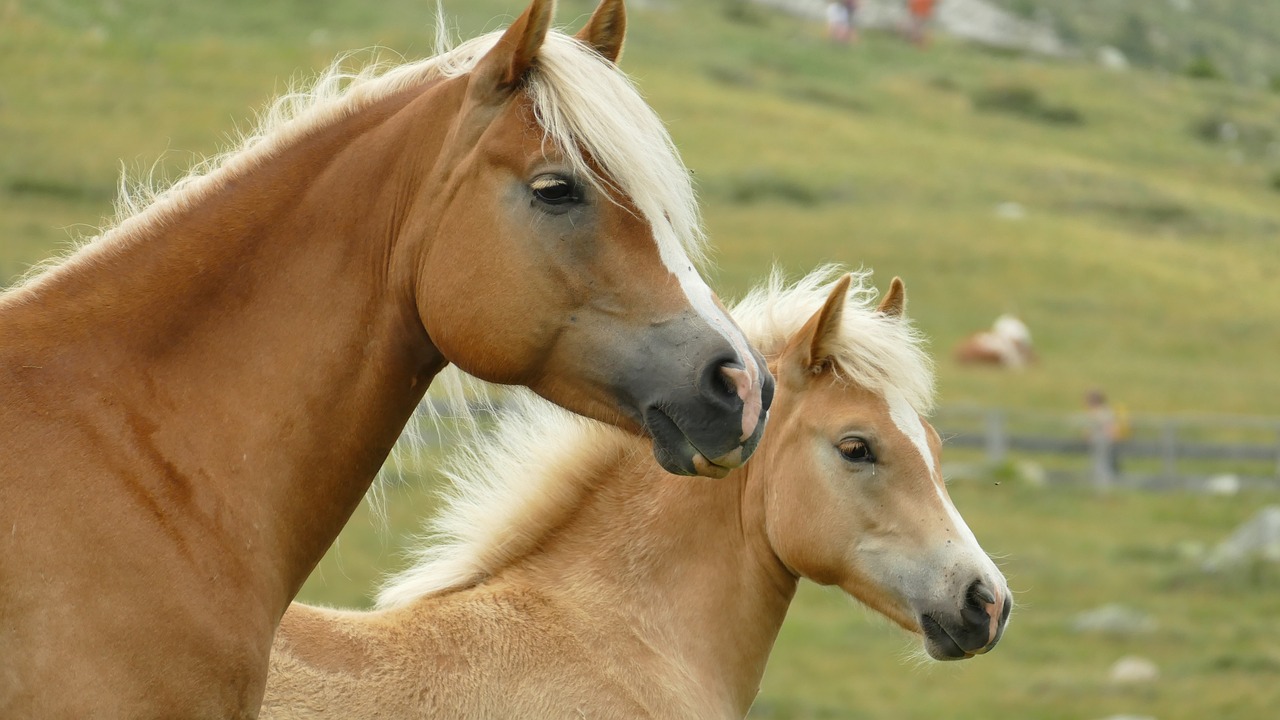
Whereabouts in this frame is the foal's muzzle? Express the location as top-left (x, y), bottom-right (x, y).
top-left (919, 579), bottom-right (1012, 661)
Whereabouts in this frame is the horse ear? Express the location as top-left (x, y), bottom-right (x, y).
top-left (575, 0), bottom-right (627, 63)
top-left (472, 0), bottom-right (556, 94)
top-left (780, 274), bottom-right (852, 380)
top-left (877, 276), bottom-right (906, 318)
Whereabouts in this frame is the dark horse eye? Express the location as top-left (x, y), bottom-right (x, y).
top-left (838, 438), bottom-right (875, 464)
top-left (530, 174), bottom-right (582, 207)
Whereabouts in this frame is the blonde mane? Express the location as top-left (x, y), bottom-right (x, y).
top-left (13, 19), bottom-right (706, 289)
top-left (376, 267), bottom-right (936, 608)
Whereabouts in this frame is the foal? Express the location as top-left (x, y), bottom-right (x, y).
top-left (263, 270), bottom-right (1011, 719)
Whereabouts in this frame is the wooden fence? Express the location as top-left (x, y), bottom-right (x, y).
top-left (398, 400), bottom-right (1280, 492)
top-left (932, 405), bottom-right (1280, 491)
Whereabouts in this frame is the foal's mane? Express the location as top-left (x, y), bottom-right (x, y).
top-left (376, 267), bottom-right (935, 609)
top-left (13, 16), bottom-right (706, 287)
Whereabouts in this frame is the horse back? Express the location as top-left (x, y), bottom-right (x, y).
top-left (264, 584), bottom-right (690, 719)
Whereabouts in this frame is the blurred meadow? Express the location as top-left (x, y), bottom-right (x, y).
top-left (5, 0), bottom-right (1280, 718)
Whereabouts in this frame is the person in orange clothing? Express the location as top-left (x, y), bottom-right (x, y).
top-left (907, 0), bottom-right (936, 46)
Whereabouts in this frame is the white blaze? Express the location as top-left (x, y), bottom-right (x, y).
top-left (886, 388), bottom-right (984, 549)
top-left (886, 387), bottom-right (935, 478)
top-left (654, 227), bottom-right (763, 440)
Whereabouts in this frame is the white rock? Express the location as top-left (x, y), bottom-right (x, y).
top-left (1204, 474), bottom-right (1241, 496)
top-left (1071, 604), bottom-right (1157, 635)
top-left (1098, 46), bottom-right (1130, 72)
top-left (1109, 656), bottom-right (1160, 684)
top-left (995, 201), bottom-right (1026, 221)
top-left (1204, 506), bottom-right (1280, 571)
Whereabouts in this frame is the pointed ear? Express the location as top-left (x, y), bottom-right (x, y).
top-left (472, 0), bottom-right (556, 94)
top-left (877, 276), bottom-right (906, 318)
top-left (575, 0), bottom-right (627, 63)
top-left (780, 274), bottom-right (852, 380)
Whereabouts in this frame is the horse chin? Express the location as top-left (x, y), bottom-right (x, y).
top-left (644, 408), bottom-right (738, 478)
top-left (918, 614), bottom-right (982, 662)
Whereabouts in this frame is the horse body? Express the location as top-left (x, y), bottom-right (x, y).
top-left (0, 2), bottom-right (774, 715)
top-left (954, 313), bottom-right (1034, 368)
top-left (266, 450), bottom-right (782, 719)
top-left (263, 270), bottom-right (1011, 719)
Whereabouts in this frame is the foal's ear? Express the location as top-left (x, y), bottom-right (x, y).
top-left (472, 0), bottom-right (556, 93)
top-left (575, 0), bottom-right (627, 63)
top-left (781, 274), bottom-right (852, 380)
top-left (877, 276), bottom-right (907, 318)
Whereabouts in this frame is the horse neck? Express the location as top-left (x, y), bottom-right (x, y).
top-left (506, 453), bottom-right (798, 715)
top-left (5, 79), bottom-right (456, 607)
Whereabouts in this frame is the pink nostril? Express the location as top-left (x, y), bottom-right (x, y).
top-left (719, 364), bottom-right (761, 442)
top-left (986, 589), bottom-right (1005, 644)
top-left (965, 580), bottom-right (1006, 647)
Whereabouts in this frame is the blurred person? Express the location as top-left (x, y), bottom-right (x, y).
top-left (1084, 389), bottom-right (1129, 485)
top-left (906, 0), bottom-right (937, 46)
top-left (826, 0), bottom-right (858, 44)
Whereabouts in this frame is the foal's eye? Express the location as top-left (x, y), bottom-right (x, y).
top-left (837, 438), bottom-right (875, 464)
top-left (530, 174), bottom-right (583, 207)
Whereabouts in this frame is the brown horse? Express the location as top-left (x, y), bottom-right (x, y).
top-left (953, 313), bottom-right (1035, 369)
top-left (0, 1), bottom-right (773, 716)
top-left (263, 270), bottom-right (1011, 719)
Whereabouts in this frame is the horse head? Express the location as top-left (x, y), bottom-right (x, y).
top-left (400, 0), bottom-right (772, 476)
top-left (759, 275), bottom-right (1010, 660)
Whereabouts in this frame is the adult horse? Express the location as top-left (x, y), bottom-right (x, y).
top-left (0, 1), bottom-right (772, 716)
top-left (263, 270), bottom-right (1012, 719)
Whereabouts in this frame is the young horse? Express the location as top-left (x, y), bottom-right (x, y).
top-left (263, 270), bottom-right (1012, 719)
top-left (0, 2), bottom-right (773, 716)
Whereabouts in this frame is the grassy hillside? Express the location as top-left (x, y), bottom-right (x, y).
top-left (6, 0), bottom-right (1279, 418)
top-left (5, 2), bottom-right (1280, 717)
top-left (992, 0), bottom-right (1280, 85)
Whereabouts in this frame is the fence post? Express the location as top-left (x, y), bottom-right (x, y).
top-left (1090, 422), bottom-right (1114, 493)
top-left (1274, 424), bottom-right (1280, 479)
top-left (1161, 420), bottom-right (1179, 481)
top-left (985, 409), bottom-right (1007, 465)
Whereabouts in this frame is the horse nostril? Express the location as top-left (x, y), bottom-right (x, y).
top-left (714, 363), bottom-right (741, 398)
top-left (702, 355), bottom-right (745, 404)
top-left (966, 580), bottom-right (995, 610)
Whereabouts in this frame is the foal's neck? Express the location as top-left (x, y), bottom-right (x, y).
top-left (510, 457), bottom-right (798, 716)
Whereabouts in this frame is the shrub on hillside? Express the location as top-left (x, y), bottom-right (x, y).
top-left (722, 171), bottom-right (823, 206)
top-left (1184, 53), bottom-right (1224, 81)
top-left (1113, 13), bottom-right (1158, 67)
top-left (721, 0), bottom-right (768, 26)
top-left (971, 85), bottom-right (1085, 126)
top-left (1190, 114), bottom-right (1275, 149)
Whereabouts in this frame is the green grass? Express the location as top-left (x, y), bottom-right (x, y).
top-left (6, 1), bottom-right (1280, 717)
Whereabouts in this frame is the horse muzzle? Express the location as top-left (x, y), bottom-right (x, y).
top-left (640, 352), bottom-right (774, 478)
top-left (918, 579), bottom-right (1012, 661)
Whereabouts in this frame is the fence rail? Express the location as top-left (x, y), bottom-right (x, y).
top-left (933, 406), bottom-right (1280, 491)
top-left (400, 400), bottom-right (1280, 492)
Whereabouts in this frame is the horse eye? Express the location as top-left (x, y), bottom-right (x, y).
top-left (837, 438), bottom-right (875, 464)
top-left (530, 174), bottom-right (582, 207)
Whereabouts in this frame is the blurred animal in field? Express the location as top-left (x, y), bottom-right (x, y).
top-left (954, 313), bottom-right (1035, 369)
top-left (262, 269), bottom-right (1011, 719)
